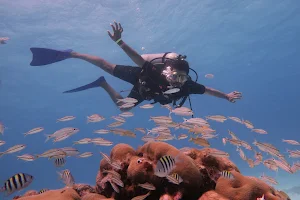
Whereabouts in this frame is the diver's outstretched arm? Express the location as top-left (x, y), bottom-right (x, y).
top-left (204, 87), bottom-right (242, 103)
top-left (108, 21), bottom-right (146, 68)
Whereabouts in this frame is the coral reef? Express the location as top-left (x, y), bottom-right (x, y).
top-left (14, 142), bottom-right (291, 200)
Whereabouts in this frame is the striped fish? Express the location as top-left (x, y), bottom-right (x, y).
top-left (39, 188), bottom-right (49, 194)
top-left (54, 157), bottom-right (66, 167)
top-left (154, 155), bottom-right (179, 177)
top-left (220, 171), bottom-right (234, 179)
top-left (0, 173), bottom-right (34, 196)
top-left (166, 173), bottom-right (183, 185)
top-left (57, 169), bottom-right (75, 187)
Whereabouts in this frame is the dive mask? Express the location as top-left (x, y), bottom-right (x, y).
top-left (162, 66), bottom-right (189, 86)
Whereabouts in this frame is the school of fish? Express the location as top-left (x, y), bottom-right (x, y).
top-left (0, 97), bottom-right (299, 199)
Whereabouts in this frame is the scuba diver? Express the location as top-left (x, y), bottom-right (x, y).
top-left (29, 21), bottom-right (242, 111)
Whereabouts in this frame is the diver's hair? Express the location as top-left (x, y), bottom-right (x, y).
top-left (164, 59), bottom-right (189, 74)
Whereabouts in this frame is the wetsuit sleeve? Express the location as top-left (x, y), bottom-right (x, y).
top-left (188, 81), bottom-right (206, 94)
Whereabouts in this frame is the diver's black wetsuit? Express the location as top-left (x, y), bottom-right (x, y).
top-left (113, 61), bottom-right (206, 106)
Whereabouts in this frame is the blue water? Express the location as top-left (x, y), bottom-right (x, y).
top-left (1, 0), bottom-right (300, 199)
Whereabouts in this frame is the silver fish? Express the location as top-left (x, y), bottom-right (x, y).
top-left (23, 127), bottom-right (44, 136)
top-left (56, 116), bottom-right (75, 122)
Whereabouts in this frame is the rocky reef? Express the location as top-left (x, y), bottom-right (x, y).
top-left (14, 142), bottom-right (291, 200)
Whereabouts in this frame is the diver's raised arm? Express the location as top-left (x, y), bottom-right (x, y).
top-left (204, 87), bottom-right (242, 103)
top-left (107, 21), bottom-right (145, 68)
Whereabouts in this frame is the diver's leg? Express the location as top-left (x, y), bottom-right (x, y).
top-left (71, 52), bottom-right (116, 75)
top-left (100, 80), bottom-right (123, 106)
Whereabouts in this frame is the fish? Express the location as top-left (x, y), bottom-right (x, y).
top-left (149, 116), bottom-right (173, 124)
top-left (251, 129), bottom-right (268, 134)
top-left (260, 173), bottom-right (278, 185)
top-left (93, 138), bottom-right (113, 146)
top-left (163, 88), bottom-right (180, 94)
top-left (45, 127), bottom-right (79, 142)
top-left (119, 112), bottom-right (134, 117)
top-left (17, 154), bottom-right (36, 161)
top-left (117, 97), bottom-right (138, 104)
top-left (131, 191), bottom-right (151, 200)
top-left (110, 176), bottom-right (124, 187)
top-left (282, 139), bottom-right (300, 145)
top-left (103, 170), bottom-right (121, 179)
top-left (107, 121), bottom-right (124, 128)
top-left (134, 128), bottom-right (146, 134)
top-left (228, 130), bottom-right (239, 140)
top-left (56, 116), bottom-right (75, 122)
top-left (166, 173), bottom-right (183, 185)
top-left (23, 127), bottom-right (44, 136)
top-left (53, 132), bottom-right (76, 143)
top-left (272, 158), bottom-right (293, 173)
top-left (170, 107), bottom-right (193, 116)
top-left (0, 173), bottom-right (34, 196)
top-left (183, 117), bottom-right (209, 126)
top-left (110, 161), bottom-right (122, 170)
top-left (141, 135), bottom-right (156, 142)
top-left (87, 114), bottom-right (105, 123)
top-left (0, 122), bottom-right (6, 135)
top-left (247, 159), bottom-right (254, 168)
top-left (254, 152), bottom-right (263, 161)
top-left (154, 155), bottom-right (180, 177)
top-left (0, 140), bottom-right (5, 146)
top-left (243, 120), bottom-right (254, 129)
top-left (177, 134), bottom-right (188, 140)
top-left (111, 129), bottom-right (136, 138)
top-left (139, 104), bottom-right (155, 109)
top-left (73, 138), bottom-right (92, 145)
top-left (201, 133), bottom-right (218, 140)
top-left (207, 149), bottom-right (230, 158)
top-left (78, 152), bottom-right (93, 158)
top-left (57, 169), bottom-right (75, 187)
top-left (205, 74), bottom-right (214, 79)
top-left (220, 171), bottom-right (234, 179)
top-left (119, 103), bottom-right (135, 109)
top-left (53, 157), bottom-right (66, 167)
top-left (36, 149), bottom-right (66, 159)
top-left (205, 115), bottom-right (227, 123)
top-left (189, 137), bottom-right (210, 147)
top-left (222, 138), bottom-right (227, 145)
top-left (100, 152), bottom-right (111, 163)
top-left (109, 180), bottom-right (119, 193)
top-left (0, 144), bottom-right (26, 157)
top-left (39, 189), bottom-right (49, 194)
top-left (111, 116), bottom-right (126, 123)
top-left (59, 147), bottom-right (79, 157)
top-left (94, 129), bottom-right (110, 134)
top-left (228, 116), bottom-right (243, 124)
top-left (155, 135), bottom-right (175, 142)
top-left (237, 147), bottom-right (247, 161)
top-left (138, 182), bottom-right (156, 191)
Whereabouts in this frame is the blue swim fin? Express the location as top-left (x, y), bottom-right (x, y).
top-left (63, 76), bottom-right (105, 93)
top-left (30, 48), bottom-right (73, 66)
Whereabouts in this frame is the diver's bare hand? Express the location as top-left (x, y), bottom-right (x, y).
top-left (226, 91), bottom-right (242, 103)
top-left (107, 21), bottom-right (123, 42)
